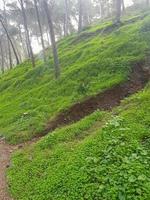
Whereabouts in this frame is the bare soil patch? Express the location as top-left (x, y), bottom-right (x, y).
top-left (42, 63), bottom-right (150, 135)
top-left (0, 139), bottom-right (15, 200)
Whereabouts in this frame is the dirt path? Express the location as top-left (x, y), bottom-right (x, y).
top-left (41, 63), bottom-right (150, 136)
top-left (0, 139), bottom-right (15, 200)
top-left (0, 64), bottom-right (149, 200)
top-left (0, 137), bottom-right (39, 200)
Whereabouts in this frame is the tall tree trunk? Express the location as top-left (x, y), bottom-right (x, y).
top-left (83, 8), bottom-right (89, 27)
top-left (0, 39), bottom-right (5, 73)
top-left (33, 0), bottom-right (46, 63)
top-left (99, 1), bottom-right (104, 20)
top-left (146, 0), bottom-right (149, 6)
top-left (64, 0), bottom-right (69, 36)
top-left (122, 0), bottom-right (125, 11)
top-left (83, 0), bottom-right (91, 27)
top-left (115, 0), bottom-right (122, 24)
top-left (8, 40), bottom-right (13, 69)
top-left (20, 0), bottom-right (35, 68)
top-left (2, 0), bottom-right (17, 67)
top-left (78, 0), bottom-right (83, 32)
top-left (43, 0), bottom-right (60, 79)
top-left (46, 30), bottom-right (51, 46)
top-left (0, 18), bottom-right (20, 65)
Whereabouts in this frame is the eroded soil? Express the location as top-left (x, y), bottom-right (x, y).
top-left (42, 63), bottom-right (150, 135)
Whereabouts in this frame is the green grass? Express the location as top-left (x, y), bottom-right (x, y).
top-left (0, 10), bottom-right (149, 200)
top-left (7, 82), bottom-right (150, 200)
top-left (1, 12), bottom-right (150, 143)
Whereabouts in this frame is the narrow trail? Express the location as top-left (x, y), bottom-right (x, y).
top-left (0, 139), bottom-right (15, 200)
top-left (41, 63), bottom-right (150, 136)
top-left (0, 63), bottom-right (149, 200)
top-left (0, 137), bottom-right (39, 200)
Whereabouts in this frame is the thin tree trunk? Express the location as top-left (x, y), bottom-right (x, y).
top-left (3, 0), bottom-right (16, 67)
top-left (0, 39), bottom-right (5, 73)
top-left (43, 0), bottom-right (60, 79)
top-left (99, 1), bottom-right (103, 19)
top-left (83, 0), bottom-right (90, 27)
top-left (115, 0), bottom-right (122, 24)
top-left (122, 0), bottom-right (125, 11)
top-left (20, 0), bottom-right (35, 68)
top-left (78, 0), bottom-right (83, 32)
top-left (64, 0), bottom-right (69, 36)
top-left (46, 30), bottom-right (51, 46)
top-left (33, 0), bottom-right (46, 63)
top-left (146, 0), bottom-right (149, 6)
top-left (23, 30), bottom-right (31, 58)
top-left (8, 40), bottom-right (13, 69)
top-left (0, 18), bottom-right (20, 65)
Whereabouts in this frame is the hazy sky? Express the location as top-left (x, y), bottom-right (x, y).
top-left (0, 0), bottom-right (133, 9)
top-left (0, 0), bottom-right (133, 53)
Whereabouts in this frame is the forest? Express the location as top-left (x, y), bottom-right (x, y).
top-left (0, 0), bottom-right (150, 199)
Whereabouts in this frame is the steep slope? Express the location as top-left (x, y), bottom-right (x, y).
top-left (7, 78), bottom-right (150, 200)
top-left (1, 13), bottom-right (150, 143)
top-left (0, 10), bottom-right (149, 200)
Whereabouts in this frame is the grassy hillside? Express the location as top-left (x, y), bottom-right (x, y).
top-left (1, 12), bottom-right (150, 143)
top-left (8, 81), bottom-right (150, 199)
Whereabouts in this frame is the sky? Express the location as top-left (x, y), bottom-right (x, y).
top-left (124, 0), bottom-right (133, 6)
top-left (0, 0), bottom-right (133, 9)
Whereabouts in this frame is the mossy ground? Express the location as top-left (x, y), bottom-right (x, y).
top-left (1, 12), bottom-right (150, 143)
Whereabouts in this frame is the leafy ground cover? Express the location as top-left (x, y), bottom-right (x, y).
top-left (7, 82), bottom-right (150, 200)
top-left (1, 12), bottom-right (150, 143)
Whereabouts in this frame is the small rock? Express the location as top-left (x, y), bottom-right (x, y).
top-left (0, 137), bottom-right (5, 142)
top-left (18, 144), bottom-right (23, 149)
top-left (6, 164), bottom-right (10, 168)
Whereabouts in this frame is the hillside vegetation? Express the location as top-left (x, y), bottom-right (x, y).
top-left (8, 82), bottom-right (150, 199)
top-left (1, 12), bottom-right (150, 143)
top-left (0, 10), bottom-right (147, 199)
top-left (0, 0), bottom-right (150, 197)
